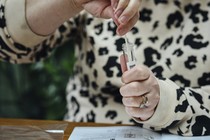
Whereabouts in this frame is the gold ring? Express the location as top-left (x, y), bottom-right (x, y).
top-left (139, 95), bottom-right (148, 108)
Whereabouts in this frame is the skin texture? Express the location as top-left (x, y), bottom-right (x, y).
top-left (26, 0), bottom-right (155, 121)
top-left (80, 0), bottom-right (140, 35)
top-left (26, 0), bottom-right (141, 36)
top-left (120, 55), bottom-right (160, 121)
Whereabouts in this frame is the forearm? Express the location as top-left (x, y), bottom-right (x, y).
top-left (135, 78), bottom-right (210, 136)
top-left (2, 0), bottom-right (79, 63)
top-left (26, 0), bottom-right (82, 35)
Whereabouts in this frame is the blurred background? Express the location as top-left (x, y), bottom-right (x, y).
top-left (0, 41), bottom-right (75, 120)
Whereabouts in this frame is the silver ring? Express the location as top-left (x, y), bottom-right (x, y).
top-left (139, 95), bottom-right (148, 109)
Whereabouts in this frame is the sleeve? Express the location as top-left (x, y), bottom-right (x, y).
top-left (134, 77), bottom-right (210, 136)
top-left (0, 0), bottom-right (79, 64)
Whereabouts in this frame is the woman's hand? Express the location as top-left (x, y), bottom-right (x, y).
top-left (120, 55), bottom-right (160, 121)
top-left (73, 0), bottom-right (142, 36)
top-left (113, 0), bottom-right (141, 35)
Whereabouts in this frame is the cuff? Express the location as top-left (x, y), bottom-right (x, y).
top-left (134, 78), bottom-right (179, 128)
top-left (5, 0), bottom-right (46, 47)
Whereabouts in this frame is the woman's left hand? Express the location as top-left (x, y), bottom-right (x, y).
top-left (120, 56), bottom-right (160, 121)
top-left (81, 0), bottom-right (141, 36)
top-left (113, 0), bottom-right (142, 36)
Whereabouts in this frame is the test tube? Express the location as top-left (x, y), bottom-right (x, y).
top-left (122, 37), bottom-right (136, 70)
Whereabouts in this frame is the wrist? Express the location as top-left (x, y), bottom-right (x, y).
top-left (26, 0), bottom-right (83, 36)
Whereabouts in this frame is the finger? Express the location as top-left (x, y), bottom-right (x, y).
top-left (125, 106), bottom-right (154, 120)
top-left (110, 1), bottom-right (120, 26)
top-left (120, 81), bottom-right (150, 97)
top-left (146, 88), bottom-right (160, 109)
top-left (111, 0), bottom-right (119, 10)
top-left (122, 89), bottom-right (159, 107)
top-left (122, 96), bottom-right (145, 107)
top-left (120, 54), bottom-right (127, 73)
top-left (83, 1), bottom-right (114, 19)
top-left (121, 65), bottom-right (151, 84)
top-left (100, 5), bottom-right (115, 19)
top-left (115, 0), bottom-right (129, 10)
top-left (117, 12), bottom-right (139, 36)
top-left (118, 0), bottom-right (141, 25)
top-left (112, 14), bottom-right (120, 26)
top-left (114, 0), bottom-right (129, 18)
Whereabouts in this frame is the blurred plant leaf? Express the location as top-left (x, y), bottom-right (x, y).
top-left (0, 41), bottom-right (75, 120)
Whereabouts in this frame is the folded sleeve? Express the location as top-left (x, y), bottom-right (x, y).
top-left (5, 0), bottom-right (46, 47)
top-left (0, 0), bottom-right (79, 63)
top-left (134, 78), bottom-right (210, 136)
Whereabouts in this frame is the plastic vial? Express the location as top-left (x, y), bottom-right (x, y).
top-left (122, 41), bottom-right (136, 70)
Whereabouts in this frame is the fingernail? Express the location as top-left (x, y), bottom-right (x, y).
top-left (119, 16), bottom-right (127, 24)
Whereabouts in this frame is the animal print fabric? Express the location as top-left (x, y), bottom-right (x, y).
top-left (1, 0), bottom-right (210, 136)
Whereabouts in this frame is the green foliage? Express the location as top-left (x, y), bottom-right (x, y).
top-left (0, 42), bottom-right (75, 120)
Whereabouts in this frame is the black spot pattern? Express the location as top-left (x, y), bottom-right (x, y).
top-left (103, 57), bottom-right (121, 77)
top-left (98, 47), bottom-right (108, 55)
top-left (170, 74), bottom-right (190, 87)
top-left (185, 3), bottom-right (208, 24)
top-left (184, 56), bottom-right (197, 70)
top-left (144, 47), bottom-right (161, 67)
top-left (140, 8), bottom-right (152, 22)
top-left (166, 11), bottom-right (183, 29)
top-left (198, 73), bottom-right (210, 86)
top-left (192, 116), bottom-right (210, 136)
top-left (86, 50), bottom-right (95, 68)
top-left (1, 0), bottom-right (210, 136)
top-left (105, 110), bottom-right (117, 120)
top-left (0, 4), bottom-right (6, 28)
top-left (184, 34), bottom-right (209, 49)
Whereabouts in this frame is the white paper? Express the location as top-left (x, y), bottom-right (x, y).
top-left (161, 134), bottom-right (210, 140)
top-left (69, 126), bottom-right (161, 140)
top-left (68, 126), bottom-right (210, 140)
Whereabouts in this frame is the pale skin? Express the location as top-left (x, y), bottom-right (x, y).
top-left (26, 0), bottom-right (141, 36)
top-left (26, 0), bottom-right (159, 121)
top-left (120, 55), bottom-right (160, 121)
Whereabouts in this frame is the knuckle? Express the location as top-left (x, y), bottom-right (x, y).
top-left (129, 82), bottom-right (138, 89)
top-left (125, 107), bottom-right (136, 116)
top-left (122, 98), bottom-right (126, 105)
top-left (119, 87), bottom-right (124, 96)
top-left (154, 93), bottom-right (160, 102)
top-left (121, 75), bottom-right (127, 83)
top-left (123, 97), bottom-right (132, 106)
top-left (129, 82), bottom-right (144, 95)
top-left (129, 8), bottom-right (136, 15)
top-left (135, 66), bottom-right (150, 79)
top-left (134, 66), bottom-right (143, 73)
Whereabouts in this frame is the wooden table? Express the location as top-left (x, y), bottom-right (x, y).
top-left (0, 118), bottom-right (127, 140)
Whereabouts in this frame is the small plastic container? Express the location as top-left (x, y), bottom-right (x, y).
top-left (122, 41), bottom-right (136, 70)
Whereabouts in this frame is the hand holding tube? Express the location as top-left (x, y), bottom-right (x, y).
top-left (120, 37), bottom-right (160, 121)
top-left (79, 0), bottom-right (141, 36)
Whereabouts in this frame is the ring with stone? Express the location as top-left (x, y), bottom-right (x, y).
top-left (139, 95), bottom-right (148, 109)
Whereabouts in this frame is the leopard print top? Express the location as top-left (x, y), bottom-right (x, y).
top-left (1, 0), bottom-right (210, 136)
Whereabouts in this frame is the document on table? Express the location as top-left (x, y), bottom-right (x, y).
top-left (68, 126), bottom-right (210, 140)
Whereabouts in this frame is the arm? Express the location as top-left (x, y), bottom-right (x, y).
top-left (26, 0), bottom-right (141, 36)
top-left (120, 56), bottom-right (210, 136)
top-left (25, 0), bottom-right (82, 36)
top-left (1, 0), bottom-right (80, 63)
top-left (0, 0), bottom-right (141, 63)
top-left (152, 79), bottom-right (210, 136)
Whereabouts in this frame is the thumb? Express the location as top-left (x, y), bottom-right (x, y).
top-left (120, 54), bottom-right (127, 73)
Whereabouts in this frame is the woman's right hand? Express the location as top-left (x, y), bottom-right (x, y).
top-left (73, 0), bottom-right (142, 36)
